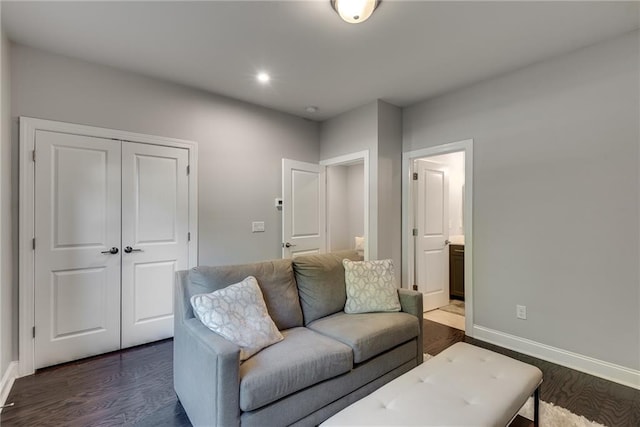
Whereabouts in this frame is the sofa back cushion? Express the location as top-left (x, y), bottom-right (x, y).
top-left (187, 259), bottom-right (303, 330)
top-left (293, 250), bottom-right (363, 325)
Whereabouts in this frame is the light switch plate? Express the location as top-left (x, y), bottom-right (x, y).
top-left (252, 221), bottom-right (265, 232)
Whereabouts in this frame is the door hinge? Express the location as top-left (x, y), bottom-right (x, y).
top-left (187, 232), bottom-right (191, 242)
top-left (32, 150), bottom-right (36, 162)
top-left (32, 238), bottom-right (36, 250)
top-left (32, 326), bottom-right (35, 338)
top-left (187, 165), bottom-right (190, 175)
top-left (412, 172), bottom-right (418, 180)
top-left (412, 228), bottom-right (418, 237)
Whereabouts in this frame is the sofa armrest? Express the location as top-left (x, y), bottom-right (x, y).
top-left (398, 288), bottom-right (424, 364)
top-left (174, 272), bottom-right (241, 427)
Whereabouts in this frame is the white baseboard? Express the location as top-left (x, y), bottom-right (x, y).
top-left (473, 325), bottom-right (640, 390)
top-left (0, 361), bottom-right (18, 411)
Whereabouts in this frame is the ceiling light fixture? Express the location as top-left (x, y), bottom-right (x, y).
top-left (331, 0), bottom-right (381, 24)
top-left (256, 72), bottom-right (270, 84)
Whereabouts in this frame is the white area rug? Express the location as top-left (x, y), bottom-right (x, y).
top-left (422, 354), bottom-right (607, 427)
top-left (518, 397), bottom-right (606, 427)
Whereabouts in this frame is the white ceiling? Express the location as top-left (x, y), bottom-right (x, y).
top-left (2, 1), bottom-right (639, 120)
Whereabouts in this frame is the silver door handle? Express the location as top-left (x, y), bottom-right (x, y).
top-left (101, 247), bottom-right (119, 255)
top-left (283, 242), bottom-right (296, 248)
top-left (124, 246), bottom-right (143, 253)
top-left (444, 240), bottom-right (451, 245)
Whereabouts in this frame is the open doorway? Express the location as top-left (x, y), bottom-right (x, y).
top-left (416, 152), bottom-right (465, 331)
top-left (321, 151), bottom-right (370, 259)
top-left (403, 140), bottom-right (473, 335)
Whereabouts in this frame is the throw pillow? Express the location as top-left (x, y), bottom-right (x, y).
top-left (343, 259), bottom-right (401, 314)
top-left (190, 276), bottom-right (284, 361)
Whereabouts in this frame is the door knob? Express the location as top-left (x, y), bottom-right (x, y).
top-left (283, 242), bottom-right (296, 248)
top-left (444, 239), bottom-right (451, 245)
top-left (101, 247), bottom-right (119, 255)
top-left (124, 246), bottom-right (143, 253)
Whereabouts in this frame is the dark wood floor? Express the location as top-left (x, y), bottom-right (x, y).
top-left (2, 320), bottom-right (639, 426)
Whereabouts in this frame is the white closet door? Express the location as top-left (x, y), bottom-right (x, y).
top-left (121, 142), bottom-right (189, 348)
top-left (34, 131), bottom-right (122, 369)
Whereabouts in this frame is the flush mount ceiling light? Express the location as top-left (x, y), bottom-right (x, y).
top-left (331, 0), bottom-right (381, 24)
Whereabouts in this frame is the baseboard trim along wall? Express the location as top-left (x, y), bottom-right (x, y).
top-left (0, 361), bottom-right (18, 411)
top-left (473, 325), bottom-right (640, 390)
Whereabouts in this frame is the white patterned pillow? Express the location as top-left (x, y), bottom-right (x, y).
top-left (190, 276), bottom-right (283, 361)
top-left (343, 259), bottom-right (401, 314)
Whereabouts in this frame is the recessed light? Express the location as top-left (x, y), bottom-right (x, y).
top-left (256, 72), bottom-right (270, 84)
top-left (305, 106), bottom-right (319, 113)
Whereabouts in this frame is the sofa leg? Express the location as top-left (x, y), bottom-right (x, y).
top-left (533, 386), bottom-right (540, 427)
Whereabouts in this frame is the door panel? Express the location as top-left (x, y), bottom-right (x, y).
top-left (415, 159), bottom-right (450, 311)
top-left (34, 131), bottom-right (121, 369)
top-left (121, 142), bottom-right (189, 348)
top-left (282, 159), bottom-right (325, 258)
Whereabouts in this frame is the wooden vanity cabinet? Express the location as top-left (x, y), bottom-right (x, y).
top-left (449, 244), bottom-right (465, 300)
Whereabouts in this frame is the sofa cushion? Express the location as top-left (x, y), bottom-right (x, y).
top-left (239, 327), bottom-right (353, 412)
top-left (343, 259), bottom-right (401, 314)
top-left (190, 276), bottom-right (283, 361)
top-left (293, 250), bottom-right (363, 325)
top-left (308, 311), bottom-right (419, 363)
top-left (188, 259), bottom-right (303, 330)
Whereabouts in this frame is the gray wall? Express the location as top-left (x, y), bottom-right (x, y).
top-left (327, 165), bottom-right (350, 251)
top-left (347, 163), bottom-right (365, 241)
top-left (1, 12), bottom-right (15, 378)
top-left (321, 101), bottom-right (379, 259)
top-left (403, 31), bottom-right (639, 370)
top-left (319, 100), bottom-right (403, 283)
top-left (377, 101), bottom-right (402, 281)
top-left (11, 43), bottom-right (320, 270)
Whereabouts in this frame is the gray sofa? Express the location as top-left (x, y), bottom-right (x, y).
top-left (174, 251), bottom-right (424, 427)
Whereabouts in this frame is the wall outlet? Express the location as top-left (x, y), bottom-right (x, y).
top-left (252, 221), bottom-right (265, 233)
top-left (516, 305), bottom-right (527, 320)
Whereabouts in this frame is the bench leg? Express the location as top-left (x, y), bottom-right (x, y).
top-left (533, 387), bottom-right (540, 427)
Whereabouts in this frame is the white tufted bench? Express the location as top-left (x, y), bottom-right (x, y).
top-left (322, 342), bottom-right (543, 426)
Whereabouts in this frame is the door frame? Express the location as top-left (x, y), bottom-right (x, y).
top-left (402, 139), bottom-right (474, 335)
top-left (19, 117), bottom-right (198, 376)
top-left (320, 150), bottom-right (370, 260)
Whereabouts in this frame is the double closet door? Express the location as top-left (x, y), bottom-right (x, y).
top-left (34, 130), bottom-right (189, 369)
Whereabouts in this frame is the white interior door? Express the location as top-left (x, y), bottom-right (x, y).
top-left (415, 159), bottom-right (450, 311)
top-left (34, 131), bottom-right (122, 368)
top-left (121, 142), bottom-right (189, 348)
top-left (282, 159), bottom-right (325, 258)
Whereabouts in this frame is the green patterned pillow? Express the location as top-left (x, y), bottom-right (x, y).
top-left (190, 276), bottom-right (284, 361)
top-left (343, 259), bottom-right (401, 314)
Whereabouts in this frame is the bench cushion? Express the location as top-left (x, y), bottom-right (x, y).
top-left (322, 342), bottom-right (543, 426)
top-left (239, 327), bottom-right (353, 412)
top-left (308, 312), bottom-right (419, 363)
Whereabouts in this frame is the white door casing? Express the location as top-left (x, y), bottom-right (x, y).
top-left (415, 159), bottom-right (450, 312)
top-left (34, 131), bottom-right (122, 369)
top-left (121, 142), bottom-right (189, 348)
top-left (282, 159), bottom-right (326, 258)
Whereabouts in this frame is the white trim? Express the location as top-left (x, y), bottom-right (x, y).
top-left (402, 140), bottom-right (474, 335)
top-left (320, 150), bottom-right (370, 260)
top-left (473, 325), bottom-right (640, 390)
top-left (19, 117), bottom-right (198, 377)
top-left (0, 361), bottom-right (18, 410)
